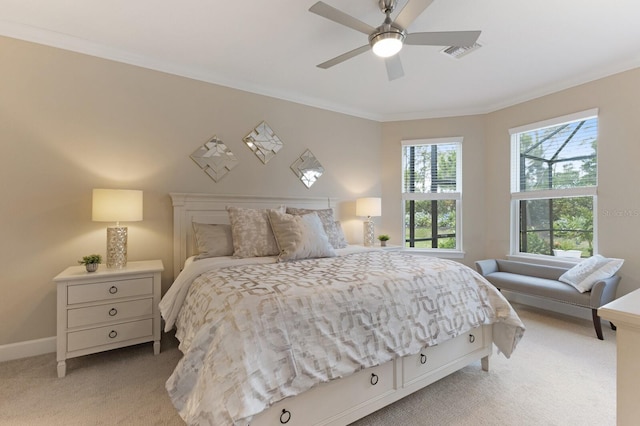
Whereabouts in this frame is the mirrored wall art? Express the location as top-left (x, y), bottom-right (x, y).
top-left (291, 149), bottom-right (324, 188)
top-left (190, 136), bottom-right (239, 182)
top-left (243, 121), bottom-right (284, 164)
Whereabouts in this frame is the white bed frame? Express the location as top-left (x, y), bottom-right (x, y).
top-left (170, 193), bottom-right (492, 426)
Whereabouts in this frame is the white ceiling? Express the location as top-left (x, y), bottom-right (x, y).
top-left (2, 0), bottom-right (640, 122)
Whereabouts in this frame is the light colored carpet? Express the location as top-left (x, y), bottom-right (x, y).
top-left (0, 303), bottom-right (616, 425)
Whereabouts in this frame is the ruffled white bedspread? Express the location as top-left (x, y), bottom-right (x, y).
top-left (160, 249), bottom-right (525, 425)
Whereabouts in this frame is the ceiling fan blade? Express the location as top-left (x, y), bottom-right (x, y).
top-left (405, 30), bottom-right (481, 47)
top-left (385, 55), bottom-right (404, 81)
top-left (309, 1), bottom-right (376, 35)
top-left (317, 45), bottom-right (371, 69)
top-left (394, 0), bottom-right (434, 30)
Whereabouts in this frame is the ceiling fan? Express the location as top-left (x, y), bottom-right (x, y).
top-left (309, 0), bottom-right (481, 81)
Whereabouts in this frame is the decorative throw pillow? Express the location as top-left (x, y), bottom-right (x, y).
top-left (559, 255), bottom-right (624, 293)
top-left (192, 223), bottom-right (234, 259)
top-left (285, 207), bottom-right (348, 249)
top-left (227, 206), bottom-right (282, 258)
top-left (268, 210), bottom-right (336, 261)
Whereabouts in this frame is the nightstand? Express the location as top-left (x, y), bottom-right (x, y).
top-left (53, 260), bottom-right (163, 378)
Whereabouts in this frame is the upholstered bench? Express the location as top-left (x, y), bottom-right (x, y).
top-left (475, 258), bottom-right (622, 340)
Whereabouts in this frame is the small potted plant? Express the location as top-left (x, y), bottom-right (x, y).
top-left (79, 254), bottom-right (102, 272)
top-left (377, 234), bottom-right (390, 247)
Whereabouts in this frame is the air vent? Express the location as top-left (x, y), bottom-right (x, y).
top-left (441, 42), bottom-right (482, 59)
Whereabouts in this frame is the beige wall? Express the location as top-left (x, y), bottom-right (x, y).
top-left (0, 36), bottom-right (381, 345)
top-left (381, 68), bottom-right (640, 296)
top-left (3, 33), bottom-right (640, 348)
top-left (380, 115), bottom-right (487, 266)
top-left (483, 68), bottom-right (640, 296)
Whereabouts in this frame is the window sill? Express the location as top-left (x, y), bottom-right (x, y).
top-left (507, 253), bottom-right (582, 267)
top-left (402, 249), bottom-right (466, 259)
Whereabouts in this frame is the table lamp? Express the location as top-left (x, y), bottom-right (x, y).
top-left (356, 197), bottom-right (381, 247)
top-left (92, 189), bottom-right (143, 269)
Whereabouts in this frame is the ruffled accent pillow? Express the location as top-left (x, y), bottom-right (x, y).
top-left (192, 223), bottom-right (234, 259)
top-left (285, 207), bottom-right (348, 249)
top-left (559, 255), bottom-right (624, 293)
top-left (268, 210), bottom-right (336, 261)
top-left (227, 206), bottom-right (282, 258)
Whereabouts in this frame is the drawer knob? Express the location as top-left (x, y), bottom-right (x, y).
top-left (279, 409), bottom-right (291, 424)
top-left (109, 286), bottom-right (118, 294)
top-left (420, 353), bottom-right (427, 364)
top-left (108, 330), bottom-right (118, 339)
top-left (469, 334), bottom-right (476, 343)
top-left (108, 308), bottom-right (118, 317)
top-left (370, 373), bottom-right (379, 386)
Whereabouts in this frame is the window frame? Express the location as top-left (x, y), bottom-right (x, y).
top-left (401, 137), bottom-right (463, 256)
top-left (509, 108), bottom-right (599, 259)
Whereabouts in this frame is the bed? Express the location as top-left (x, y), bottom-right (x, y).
top-left (161, 193), bottom-right (525, 425)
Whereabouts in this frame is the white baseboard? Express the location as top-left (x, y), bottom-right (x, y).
top-left (0, 336), bottom-right (56, 363)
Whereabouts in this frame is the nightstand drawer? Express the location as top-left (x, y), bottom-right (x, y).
top-left (67, 298), bottom-right (153, 328)
top-left (67, 319), bottom-right (153, 352)
top-left (67, 277), bottom-right (152, 304)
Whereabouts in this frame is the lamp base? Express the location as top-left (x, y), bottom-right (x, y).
top-left (106, 226), bottom-right (128, 269)
top-left (363, 219), bottom-right (375, 247)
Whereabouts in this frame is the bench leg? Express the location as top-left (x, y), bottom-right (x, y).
top-left (592, 309), bottom-right (604, 340)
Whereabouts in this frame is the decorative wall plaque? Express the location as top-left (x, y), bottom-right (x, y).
top-left (243, 121), bottom-right (284, 164)
top-left (291, 149), bottom-right (324, 188)
top-left (190, 136), bottom-right (239, 182)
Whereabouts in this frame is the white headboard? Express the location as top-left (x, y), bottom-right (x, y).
top-left (170, 193), bottom-right (337, 279)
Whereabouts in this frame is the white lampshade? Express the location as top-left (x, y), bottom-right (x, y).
top-left (356, 197), bottom-right (382, 218)
top-left (92, 189), bottom-right (143, 223)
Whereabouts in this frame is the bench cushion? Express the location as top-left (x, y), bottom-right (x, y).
top-left (485, 271), bottom-right (592, 307)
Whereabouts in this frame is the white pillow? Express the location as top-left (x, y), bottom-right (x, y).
top-left (268, 210), bottom-right (336, 261)
top-left (559, 255), bottom-right (624, 293)
top-left (192, 223), bottom-right (234, 259)
top-left (285, 207), bottom-right (348, 249)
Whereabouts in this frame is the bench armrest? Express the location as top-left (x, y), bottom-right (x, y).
top-left (475, 259), bottom-right (499, 276)
top-left (590, 275), bottom-right (621, 308)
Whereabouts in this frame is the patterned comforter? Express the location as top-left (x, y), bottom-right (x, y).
top-left (160, 249), bottom-right (525, 425)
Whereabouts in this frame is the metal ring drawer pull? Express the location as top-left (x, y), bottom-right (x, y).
top-left (279, 409), bottom-right (291, 424)
top-left (108, 308), bottom-right (118, 317)
top-left (108, 330), bottom-right (118, 339)
top-left (420, 353), bottom-right (427, 364)
top-left (469, 334), bottom-right (476, 343)
top-left (370, 373), bottom-right (379, 386)
top-left (109, 286), bottom-right (118, 294)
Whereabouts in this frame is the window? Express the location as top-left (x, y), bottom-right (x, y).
top-left (402, 138), bottom-right (462, 251)
top-left (510, 109), bottom-right (598, 258)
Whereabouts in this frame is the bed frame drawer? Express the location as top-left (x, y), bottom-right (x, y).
top-left (67, 319), bottom-right (153, 352)
top-left (250, 360), bottom-right (395, 426)
top-left (67, 277), bottom-right (153, 305)
top-left (403, 328), bottom-right (485, 386)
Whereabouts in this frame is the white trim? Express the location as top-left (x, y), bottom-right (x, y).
top-left (402, 192), bottom-right (461, 201)
top-left (403, 249), bottom-right (465, 259)
top-left (0, 336), bottom-right (56, 362)
top-left (401, 136), bottom-right (463, 146)
top-left (510, 187), bottom-right (597, 200)
top-left (508, 108), bottom-right (599, 135)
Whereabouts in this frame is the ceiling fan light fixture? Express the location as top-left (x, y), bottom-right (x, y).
top-left (370, 31), bottom-right (405, 58)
